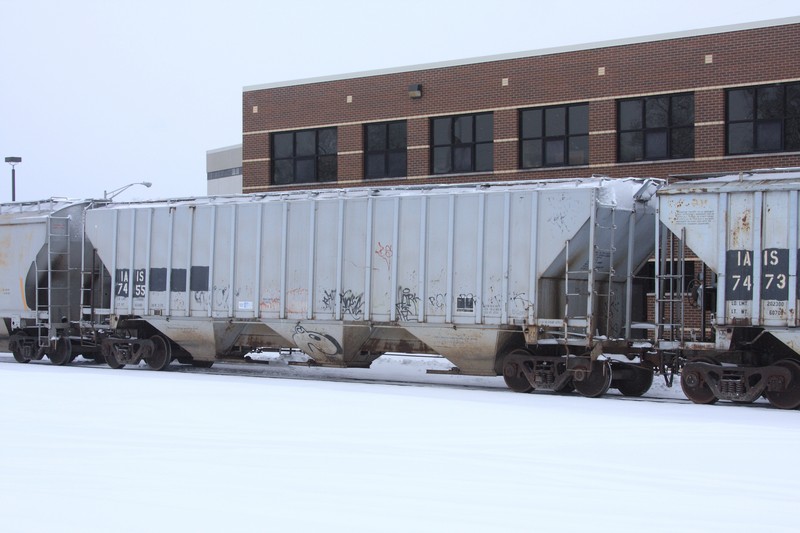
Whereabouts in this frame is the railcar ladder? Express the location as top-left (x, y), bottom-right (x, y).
top-left (79, 246), bottom-right (108, 348)
top-left (594, 207), bottom-right (618, 338)
top-left (80, 248), bottom-right (102, 320)
top-left (35, 215), bottom-right (72, 347)
top-left (655, 225), bottom-right (686, 344)
top-left (563, 203), bottom-right (618, 345)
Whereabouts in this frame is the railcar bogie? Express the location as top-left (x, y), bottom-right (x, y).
top-left (99, 322), bottom-right (189, 370)
top-left (680, 357), bottom-right (794, 405)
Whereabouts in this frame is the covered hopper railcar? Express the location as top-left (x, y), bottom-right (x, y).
top-left (658, 169), bottom-right (800, 408)
top-left (0, 199), bottom-right (110, 365)
top-left (81, 177), bottom-right (661, 397)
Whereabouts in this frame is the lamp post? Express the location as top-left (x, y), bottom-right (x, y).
top-left (4, 156), bottom-right (21, 202)
top-left (103, 181), bottom-right (152, 200)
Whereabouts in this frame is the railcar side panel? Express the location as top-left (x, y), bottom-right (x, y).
top-left (424, 195), bottom-right (449, 323)
top-left (660, 174), bottom-right (800, 330)
top-left (395, 196), bottom-right (422, 322)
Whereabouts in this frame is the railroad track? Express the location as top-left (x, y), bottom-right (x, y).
top-left (0, 353), bottom-right (776, 409)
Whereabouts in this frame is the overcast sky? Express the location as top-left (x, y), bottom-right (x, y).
top-left (1, 0), bottom-right (797, 202)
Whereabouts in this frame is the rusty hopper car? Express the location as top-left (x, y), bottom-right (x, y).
top-left (1, 199), bottom-right (107, 364)
top-left (84, 178), bottom-right (660, 397)
top-left (658, 168), bottom-right (800, 408)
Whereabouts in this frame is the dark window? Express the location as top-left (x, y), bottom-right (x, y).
top-left (431, 113), bottom-right (493, 174)
top-left (727, 82), bottom-right (800, 155)
top-left (618, 93), bottom-right (694, 162)
top-left (207, 167), bottom-right (242, 181)
top-left (520, 103), bottom-right (588, 168)
top-left (365, 121), bottom-right (407, 179)
top-left (271, 128), bottom-right (338, 184)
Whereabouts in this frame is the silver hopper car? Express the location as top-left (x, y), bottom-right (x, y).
top-left (82, 177), bottom-right (661, 397)
top-left (658, 168), bottom-right (800, 408)
top-left (1, 199), bottom-right (108, 364)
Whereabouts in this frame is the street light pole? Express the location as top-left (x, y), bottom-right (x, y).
top-left (103, 181), bottom-right (152, 200)
top-left (4, 156), bottom-right (22, 202)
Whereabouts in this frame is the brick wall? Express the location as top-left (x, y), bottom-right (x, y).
top-left (242, 21), bottom-right (800, 192)
top-left (646, 260), bottom-right (716, 342)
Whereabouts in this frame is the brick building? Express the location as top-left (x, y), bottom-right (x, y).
top-left (233, 17), bottom-right (800, 341)
top-left (241, 17), bottom-right (800, 193)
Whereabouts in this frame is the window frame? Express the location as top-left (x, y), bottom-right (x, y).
top-left (271, 127), bottom-right (338, 185)
top-left (364, 120), bottom-right (408, 179)
top-left (519, 103), bottom-right (589, 168)
top-left (430, 112), bottom-right (494, 175)
top-left (617, 93), bottom-right (695, 163)
top-left (726, 82), bottom-right (800, 155)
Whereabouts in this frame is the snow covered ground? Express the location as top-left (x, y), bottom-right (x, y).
top-left (1, 353), bottom-right (798, 533)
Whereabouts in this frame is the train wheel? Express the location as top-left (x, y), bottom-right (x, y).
top-left (765, 359), bottom-right (800, 410)
top-left (105, 352), bottom-right (125, 369)
top-left (102, 340), bottom-right (125, 369)
top-left (680, 359), bottom-right (718, 405)
top-left (502, 350), bottom-right (533, 393)
top-left (144, 335), bottom-right (172, 371)
top-left (12, 348), bottom-right (30, 363)
top-left (616, 366), bottom-right (654, 397)
top-left (48, 337), bottom-right (72, 366)
top-left (11, 338), bottom-right (30, 363)
top-left (572, 360), bottom-right (612, 398)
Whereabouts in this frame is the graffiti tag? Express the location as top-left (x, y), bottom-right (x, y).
top-left (375, 241), bottom-right (393, 269)
top-left (396, 286), bottom-right (420, 321)
top-left (292, 324), bottom-right (343, 360)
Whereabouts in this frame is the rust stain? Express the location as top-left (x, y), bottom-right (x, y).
top-left (19, 277), bottom-right (28, 309)
top-left (739, 211), bottom-right (750, 231)
top-left (0, 235), bottom-right (10, 268)
top-left (730, 209), bottom-right (752, 248)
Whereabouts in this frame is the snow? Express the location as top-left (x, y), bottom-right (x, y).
top-left (1, 353), bottom-right (798, 533)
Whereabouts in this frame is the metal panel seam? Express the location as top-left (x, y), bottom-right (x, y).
top-left (752, 191), bottom-right (763, 324)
